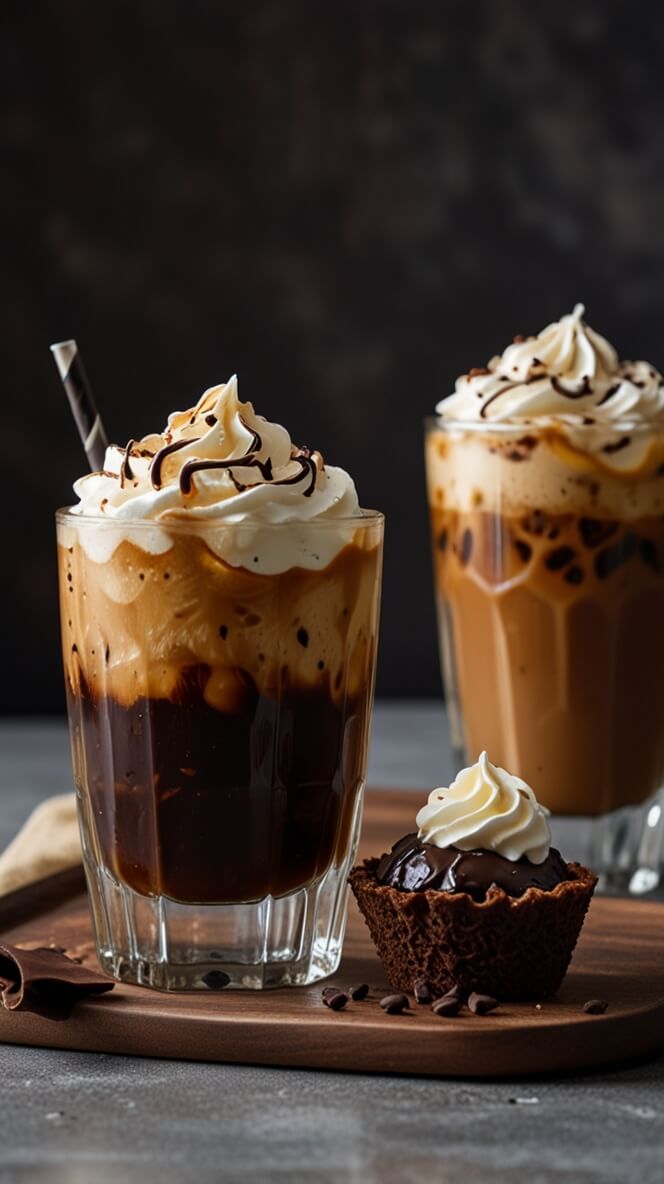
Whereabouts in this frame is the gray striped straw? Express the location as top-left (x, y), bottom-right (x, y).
top-left (50, 339), bottom-right (109, 472)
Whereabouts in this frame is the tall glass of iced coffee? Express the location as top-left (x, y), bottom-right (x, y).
top-left (426, 305), bottom-right (664, 892)
top-left (57, 377), bottom-right (383, 989)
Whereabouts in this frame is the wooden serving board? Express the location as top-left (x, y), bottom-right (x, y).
top-left (1, 789), bottom-right (663, 1078)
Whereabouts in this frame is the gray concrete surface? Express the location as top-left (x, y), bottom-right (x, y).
top-left (0, 707), bottom-right (663, 1183)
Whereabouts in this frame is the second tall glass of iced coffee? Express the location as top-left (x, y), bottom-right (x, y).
top-left (426, 305), bottom-right (664, 891)
top-left (57, 377), bottom-right (383, 989)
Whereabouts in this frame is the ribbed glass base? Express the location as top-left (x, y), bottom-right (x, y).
top-left (82, 847), bottom-right (356, 990)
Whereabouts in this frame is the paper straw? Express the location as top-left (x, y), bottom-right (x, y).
top-left (50, 339), bottom-right (109, 472)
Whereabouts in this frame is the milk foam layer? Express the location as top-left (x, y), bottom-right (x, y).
top-left (430, 306), bottom-right (664, 518)
top-left (70, 376), bottom-right (360, 573)
top-left (416, 752), bottom-right (551, 864)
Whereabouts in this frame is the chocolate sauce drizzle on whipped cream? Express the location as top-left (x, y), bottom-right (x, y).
top-left (148, 417), bottom-right (321, 498)
top-left (439, 306), bottom-right (664, 463)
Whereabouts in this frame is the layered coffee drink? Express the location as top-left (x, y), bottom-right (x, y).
top-left (426, 305), bottom-right (664, 821)
top-left (57, 376), bottom-right (383, 987)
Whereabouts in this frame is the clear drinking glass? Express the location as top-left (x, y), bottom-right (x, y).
top-left (56, 509), bottom-right (383, 989)
top-left (425, 417), bottom-right (664, 894)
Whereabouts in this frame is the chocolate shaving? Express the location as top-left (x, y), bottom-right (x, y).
top-left (0, 944), bottom-right (114, 1021)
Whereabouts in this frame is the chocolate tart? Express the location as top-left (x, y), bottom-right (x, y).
top-left (350, 849), bottom-right (597, 1002)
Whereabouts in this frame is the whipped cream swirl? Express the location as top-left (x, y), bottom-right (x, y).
top-left (437, 304), bottom-right (664, 428)
top-left (70, 376), bottom-right (361, 571)
top-left (416, 752), bottom-right (551, 864)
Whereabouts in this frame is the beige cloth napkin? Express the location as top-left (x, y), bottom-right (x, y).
top-left (0, 795), bottom-right (82, 896)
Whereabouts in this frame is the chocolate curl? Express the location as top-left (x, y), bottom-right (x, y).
top-left (0, 944), bottom-right (114, 1021)
top-left (50, 339), bottom-right (109, 472)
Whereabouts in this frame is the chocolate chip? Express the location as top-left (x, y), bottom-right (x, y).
top-left (413, 977), bottom-right (432, 1004)
top-left (431, 994), bottom-right (461, 1017)
top-left (297, 627), bottom-right (309, 647)
top-left (564, 565), bottom-right (584, 585)
top-left (545, 546), bottom-right (576, 572)
top-left (579, 518), bottom-right (617, 549)
top-left (468, 992), bottom-right (499, 1015)
top-left (347, 983), bottom-right (369, 1001)
top-left (219, 625), bottom-right (228, 640)
top-left (322, 990), bottom-right (349, 1011)
top-left (459, 528), bottom-right (473, 565)
top-left (583, 998), bottom-right (608, 1015)
top-left (380, 994), bottom-right (409, 1014)
top-left (202, 970), bottom-right (230, 990)
top-left (595, 532), bottom-right (639, 580)
top-left (513, 539), bottom-right (532, 564)
top-left (204, 414), bottom-right (217, 426)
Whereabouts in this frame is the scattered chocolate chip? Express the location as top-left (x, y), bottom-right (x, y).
top-left (297, 627), bottom-right (309, 647)
top-left (595, 532), bottom-right (639, 580)
top-left (459, 528), bottom-right (473, 565)
top-left (583, 998), bottom-right (608, 1015)
top-left (564, 565), bottom-right (584, 585)
top-left (545, 546), bottom-right (576, 572)
top-left (201, 970), bottom-right (230, 990)
top-left (322, 990), bottom-right (349, 1011)
top-left (204, 414), bottom-right (217, 426)
top-left (468, 992), bottom-right (499, 1015)
top-left (380, 994), bottom-right (409, 1015)
top-left (413, 978), bottom-right (432, 1004)
top-left (579, 518), bottom-right (617, 549)
top-left (431, 994), bottom-right (461, 1017)
top-left (513, 539), bottom-right (532, 564)
top-left (347, 983), bottom-right (369, 1001)
top-left (219, 625), bottom-right (228, 640)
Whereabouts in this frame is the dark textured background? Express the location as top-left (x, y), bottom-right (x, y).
top-left (4, 0), bottom-right (664, 713)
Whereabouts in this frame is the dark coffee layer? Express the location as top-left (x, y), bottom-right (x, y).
top-left (68, 668), bottom-right (370, 904)
top-left (375, 833), bottom-right (568, 900)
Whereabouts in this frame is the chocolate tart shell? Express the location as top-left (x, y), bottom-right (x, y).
top-left (349, 857), bottom-right (597, 1001)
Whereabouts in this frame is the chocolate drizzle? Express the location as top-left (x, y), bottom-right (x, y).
top-left (550, 375), bottom-right (592, 398)
top-left (151, 438), bottom-right (198, 489)
top-left (120, 439), bottom-right (136, 486)
top-left (149, 413), bottom-right (322, 499)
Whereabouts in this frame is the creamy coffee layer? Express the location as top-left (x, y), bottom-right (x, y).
top-left (426, 426), bottom-right (664, 521)
top-left (58, 522), bottom-right (382, 712)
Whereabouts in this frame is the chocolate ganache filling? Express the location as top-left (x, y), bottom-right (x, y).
top-left (375, 834), bottom-right (568, 901)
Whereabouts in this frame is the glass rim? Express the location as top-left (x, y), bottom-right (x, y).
top-left (55, 506), bottom-right (384, 531)
top-left (424, 414), bottom-right (663, 436)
